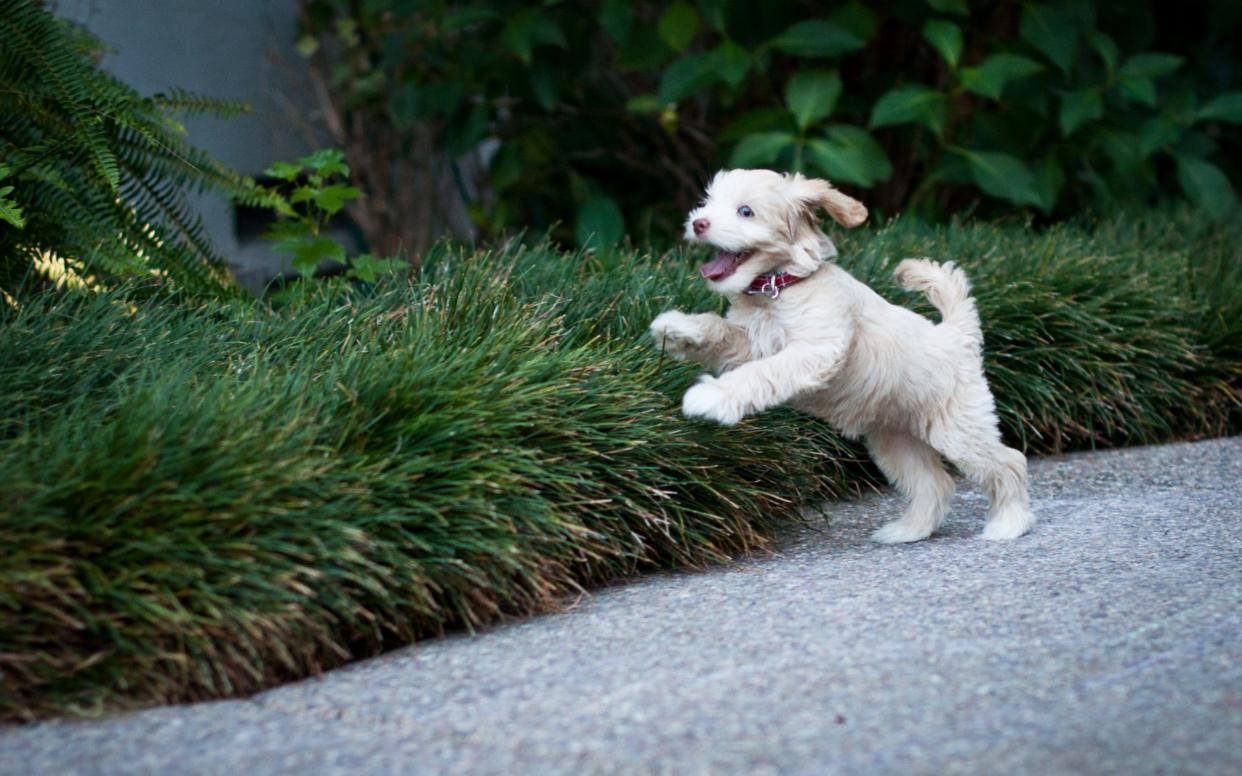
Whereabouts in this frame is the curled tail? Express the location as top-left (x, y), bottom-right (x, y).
top-left (894, 258), bottom-right (982, 347)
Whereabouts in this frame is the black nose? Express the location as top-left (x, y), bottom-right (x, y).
top-left (693, 218), bottom-right (710, 236)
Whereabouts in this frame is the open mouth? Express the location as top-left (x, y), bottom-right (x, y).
top-left (699, 249), bottom-right (754, 281)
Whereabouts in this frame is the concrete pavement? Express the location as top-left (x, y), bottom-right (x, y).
top-left (2, 437), bottom-right (1240, 775)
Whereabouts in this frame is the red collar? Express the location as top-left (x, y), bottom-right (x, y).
top-left (744, 272), bottom-right (806, 299)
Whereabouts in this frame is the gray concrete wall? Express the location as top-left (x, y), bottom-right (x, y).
top-left (53, 0), bottom-right (318, 292)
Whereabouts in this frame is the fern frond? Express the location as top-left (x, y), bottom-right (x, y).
top-left (0, 0), bottom-right (245, 298)
top-left (0, 166), bottom-right (25, 228)
top-left (0, 194), bottom-right (25, 229)
top-left (0, 2), bottom-right (119, 190)
top-left (152, 88), bottom-right (251, 120)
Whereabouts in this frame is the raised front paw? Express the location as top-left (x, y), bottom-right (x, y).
top-left (650, 310), bottom-right (706, 360)
top-left (681, 376), bottom-right (744, 425)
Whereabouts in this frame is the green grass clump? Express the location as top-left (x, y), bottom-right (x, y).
top-left (1, 209), bottom-right (1238, 720)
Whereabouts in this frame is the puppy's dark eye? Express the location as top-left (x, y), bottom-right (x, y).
top-left (738, 205), bottom-right (754, 218)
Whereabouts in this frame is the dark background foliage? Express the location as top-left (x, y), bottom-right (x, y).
top-left (295, 0), bottom-right (1242, 259)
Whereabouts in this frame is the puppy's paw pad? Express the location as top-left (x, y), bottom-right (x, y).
top-left (870, 518), bottom-right (935, 544)
top-left (681, 379), bottom-right (742, 425)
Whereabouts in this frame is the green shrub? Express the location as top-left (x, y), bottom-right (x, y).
top-left (1, 209), bottom-right (1238, 719)
top-left (0, 0), bottom-right (265, 295)
top-left (254, 148), bottom-right (405, 285)
top-left (295, 0), bottom-right (1242, 255)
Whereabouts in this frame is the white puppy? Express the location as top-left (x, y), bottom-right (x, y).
top-left (650, 169), bottom-right (1034, 542)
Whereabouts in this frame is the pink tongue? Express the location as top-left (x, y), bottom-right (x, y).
top-left (700, 252), bottom-right (740, 280)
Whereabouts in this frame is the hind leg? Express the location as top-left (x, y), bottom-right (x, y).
top-left (928, 417), bottom-right (1035, 541)
top-left (867, 430), bottom-right (956, 544)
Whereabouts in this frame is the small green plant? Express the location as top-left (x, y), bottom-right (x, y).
top-left (254, 149), bottom-right (404, 284)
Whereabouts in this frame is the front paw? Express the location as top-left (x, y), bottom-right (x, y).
top-left (681, 377), bottom-right (744, 425)
top-left (650, 311), bottom-right (705, 360)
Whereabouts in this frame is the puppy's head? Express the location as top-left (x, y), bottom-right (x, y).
top-left (683, 169), bottom-right (867, 295)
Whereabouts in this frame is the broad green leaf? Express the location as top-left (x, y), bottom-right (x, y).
top-left (869, 85), bottom-right (947, 136)
top-left (300, 149), bottom-right (348, 178)
top-left (347, 263), bottom-right (378, 284)
top-left (1099, 129), bottom-right (1144, 171)
top-left (1020, 4), bottom-right (1077, 74)
top-left (503, 13), bottom-right (566, 64)
top-left (771, 19), bottom-right (864, 58)
top-left (657, 52), bottom-right (718, 104)
top-left (1176, 155), bottom-right (1238, 218)
top-left (785, 70), bottom-right (842, 131)
top-left (501, 17), bottom-right (536, 63)
top-left (956, 149), bottom-right (1042, 206)
top-left (598, 0), bottom-right (633, 44)
top-left (347, 254), bottom-right (405, 283)
top-left (1118, 76), bottom-right (1156, 107)
top-left (262, 219), bottom-right (311, 253)
top-left (289, 185), bottom-right (316, 205)
top-left (806, 125), bottom-right (892, 187)
top-left (729, 131), bottom-right (796, 167)
top-left (922, 20), bottom-right (963, 69)
top-left (960, 54), bottom-right (1044, 100)
top-left (710, 40), bottom-right (751, 88)
top-left (1059, 88), bottom-right (1102, 137)
top-left (1030, 155), bottom-right (1064, 213)
top-left (575, 195), bottom-right (625, 249)
top-left (1120, 52), bottom-right (1183, 79)
top-left (313, 184), bottom-right (361, 215)
top-left (264, 160), bottom-right (303, 181)
top-left (1138, 117), bottom-right (1181, 156)
top-left (1086, 31), bottom-right (1119, 73)
top-left (529, 65), bottom-right (558, 111)
top-left (1195, 92), bottom-right (1242, 123)
top-left (292, 236), bottom-right (347, 275)
top-left (658, 1), bottom-right (699, 52)
top-left (926, 0), bottom-right (969, 15)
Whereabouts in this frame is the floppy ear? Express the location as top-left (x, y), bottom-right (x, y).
top-left (782, 174), bottom-right (868, 228)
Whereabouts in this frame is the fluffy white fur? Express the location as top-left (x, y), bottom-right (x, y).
top-left (651, 168), bottom-right (1035, 542)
